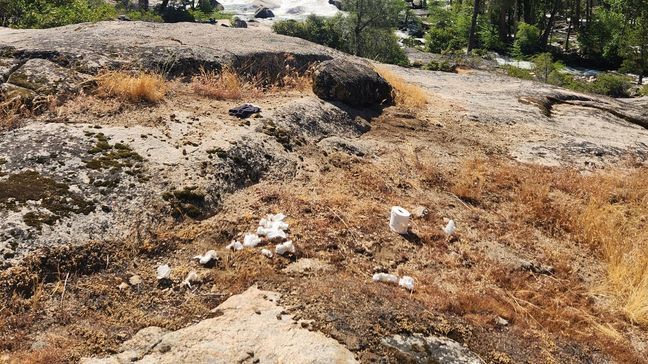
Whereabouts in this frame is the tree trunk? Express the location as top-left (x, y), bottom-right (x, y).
top-left (138, 0), bottom-right (149, 11)
top-left (161, 0), bottom-right (170, 10)
top-left (540, 0), bottom-right (560, 47)
top-left (467, 0), bottom-right (480, 52)
top-left (574, 0), bottom-right (581, 30)
top-left (565, 0), bottom-right (573, 50)
top-left (523, 0), bottom-right (531, 23)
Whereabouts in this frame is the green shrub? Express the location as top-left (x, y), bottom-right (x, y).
top-left (125, 10), bottom-right (163, 22)
top-left (589, 73), bottom-right (632, 98)
top-left (640, 85), bottom-right (648, 96)
top-left (512, 22), bottom-right (541, 57)
top-left (532, 53), bottom-right (564, 83)
top-left (504, 65), bottom-right (534, 80)
top-left (425, 27), bottom-right (461, 53)
top-left (273, 14), bottom-right (405, 65)
top-left (8, 0), bottom-right (116, 29)
top-left (423, 60), bottom-right (457, 72)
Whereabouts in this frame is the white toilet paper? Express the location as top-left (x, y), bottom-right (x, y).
top-left (389, 206), bottom-right (411, 234)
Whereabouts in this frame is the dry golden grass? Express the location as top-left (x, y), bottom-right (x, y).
top-left (192, 66), bottom-right (251, 100)
top-left (192, 65), bottom-right (312, 100)
top-left (374, 65), bottom-right (427, 109)
top-left (452, 159), bottom-right (648, 326)
top-left (0, 97), bottom-right (27, 131)
top-left (96, 71), bottom-right (167, 103)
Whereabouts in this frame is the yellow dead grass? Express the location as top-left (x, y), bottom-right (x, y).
top-left (374, 65), bottom-right (427, 109)
top-left (191, 65), bottom-right (312, 100)
top-left (96, 71), bottom-right (167, 103)
top-left (452, 159), bottom-right (648, 326)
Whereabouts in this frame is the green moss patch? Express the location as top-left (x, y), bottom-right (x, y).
top-left (83, 134), bottom-right (145, 174)
top-left (0, 171), bottom-right (96, 230)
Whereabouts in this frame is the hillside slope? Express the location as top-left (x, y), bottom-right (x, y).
top-left (1, 21), bottom-right (647, 363)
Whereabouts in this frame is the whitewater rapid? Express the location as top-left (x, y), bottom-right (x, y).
top-left (218, 0), bottom-right (340, 20)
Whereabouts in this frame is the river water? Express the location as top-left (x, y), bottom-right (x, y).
top-left (218, 0), bottom-right (339, 20)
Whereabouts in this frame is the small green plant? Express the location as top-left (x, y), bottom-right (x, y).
top-left (124, 10), bottom-right (163, 23)
top-left (640, 84), bottom-right (648, 96)
top-left (503, 65), bottom-right (534, 80)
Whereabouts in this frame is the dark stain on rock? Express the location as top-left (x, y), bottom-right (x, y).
top-left (0, 170), bottom-right (95, 229)
top-left (83, 134), bottom-right (144, 172)
top-left (162, 187), bottom-right (207, 220)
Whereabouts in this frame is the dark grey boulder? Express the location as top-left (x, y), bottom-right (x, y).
top-left (232, 17), bottom-right (248, 28)
top-left (312, 59), bottom-right (394, 107)
top-left (211, 0), bottom-right (225, 11)
top-left (328, 0), bottom-right (343, 10)
top-left (254, 7), bottom-right (275, 18)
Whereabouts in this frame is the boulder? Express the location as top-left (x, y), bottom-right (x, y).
top-left (382, 334), bottom-right (482, 363)
top-left (211, 0), bottom-right (225, 11)
top-left (312, 59), bottom-right (394, 107)
top-left (254, 7), bottom-right (275, 18)
top-left (7, 58), bottom-right (91, 96)
top-left (81, 286), bottom-right (358, 363)
top-left (0, 83), bottom-right (37, 103)
top-left (232, 17), bottom-right (248, 28)
top-left (328, 0), bottom-right (343, 10)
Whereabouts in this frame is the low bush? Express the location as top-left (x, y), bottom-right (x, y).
top-left (2, 0), bottom-right (116, 28)
top-left (503, 65), bottom-right (534, 80)
top-left (641, 85), bottom-right (648, 96)
top-left (96, 71), bottom-right (167, 103)
top-left (423, 60), bottom-right (457, 73)
top-left (589, 73), bottom-right (632, 98)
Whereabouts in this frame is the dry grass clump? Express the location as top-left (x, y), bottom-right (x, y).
top-left (96, 71), bottom-right (167, 103)
top-left (374, 65), bottom-right (427, 109)
top-left (0, 103), bottom-right (22, 131)
top-left (452, 159), bottom-right (648, 326)
top-left (192, 66), bottom-right (257, 100)
top-left (192, 65), bottom-right (312, 100)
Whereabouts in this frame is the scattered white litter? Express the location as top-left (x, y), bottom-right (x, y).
top-left (193, 250), bottom-right (218, 265)
top-left (156, 264), bottom-right (171, 280)
top-left (117, 282), bottom-right (130, 291)
top-left (257, 213), bottom-right (289, 238)
top-left (443, 219), bottom-right (456, 235)
top-left (275, 240), bottom-right (296, 255)
top-left (372, 273), bottom-right (399, 284)
top-left (389, 206), bottom-right (411, 234)
top-left (226, 240), bottom-right (244, 251)
top-left (267, 229), bottom-right (287, 241)
top-left (243, 233), bottom-right (262, 248)
top-left (261, 248), bottom-right (274, 258)
top-left (399, 276), bottom-right (415, 291)
top-left (181, 270), bottom-right (200, 288)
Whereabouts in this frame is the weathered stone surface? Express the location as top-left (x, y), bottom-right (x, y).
top-left (317, 136), bottom-right (368, 157)
top-left (382, 334), bottom-right (482, 364)
top-left (81, 286), bottom-right (358, 364)
top-left (312, 59), bottom-right (394, 107)
top-left (7, 58), bottom-right (91, 95)
top-left (0, 82), bottom-right (37, 102)
top-left (0, 21), bottom-right (344, 76)
top-left (0, 57), bottom-right (18, 81)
